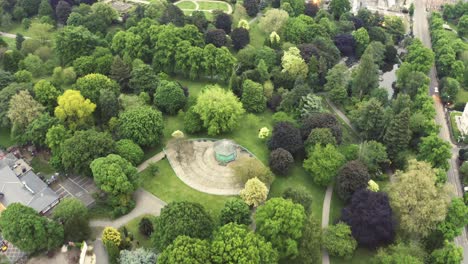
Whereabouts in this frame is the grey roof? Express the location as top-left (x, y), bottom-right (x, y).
top-left (213, 139), bottom-right (237, 156)
top-left (0, 166), bottom-right (59, 213)
top-left (0, 153), bottom-right (17, 169)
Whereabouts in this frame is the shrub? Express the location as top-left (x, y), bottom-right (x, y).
top-left (116, 139), bottom-right (144, 165)
top-left (269, 148), bottom-right (294, 175)
top-left (220, 198), bottom-right (252, 225)
top-left (282, 187), bottom-right (313, 213)
top-left (139, 217), bottom-right (154, 237)
top-left (268, 122), bottom-right (303, 155)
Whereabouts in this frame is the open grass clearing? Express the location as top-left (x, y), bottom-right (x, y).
top-left (124, 214), bottom-right (155, 249)
top-left (456, 89), bottom-right (468, 105)
top-left (175, 0), bottom-right (197, 9)
top-left (197, 1), bottom-right (230, 11)
top-left (30, 154), bottom-right (55, 177)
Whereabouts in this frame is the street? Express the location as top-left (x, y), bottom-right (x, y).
top-left (412, 0), bottom-right (468, 262)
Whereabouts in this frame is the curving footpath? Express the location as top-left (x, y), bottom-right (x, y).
top-left (174, 0), bottom-right (233, 14)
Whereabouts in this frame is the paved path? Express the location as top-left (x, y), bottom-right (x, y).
top-left (325, 98), bottom-right (359, 136)
top-left (321, 185), bottom-right (333, 264)
top-left (137, 151), bottom-right (165, 172)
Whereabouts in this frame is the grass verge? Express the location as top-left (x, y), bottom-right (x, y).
top-left (124, 214), bottom-right (155, 249)
top-left (0, 127), bottom-right (15, 148)
top-left (450, 111), bottom-right (463, 142)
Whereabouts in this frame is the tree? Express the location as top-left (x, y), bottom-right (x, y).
top-left (282, 187), bottom-right (313, 213)
top-left (396, 62), bottom-right (430, 98)
top-left (129, 62), bottom-right (159, 95)
top-left (268, 122), bottom-right (303, 155)
top-left (102, 227), bottom-right (121, 246)
top-left (336, 160), bottom-right (371, 201)
top-left (215, 13), bottom-right (232, 34)
top-left (301, 113), bottom-right (342, 143)
top-left (190, 11), bottom-right (208, 31)
top-left (160, 4), bottom-right (185, 26)
top-left (3, 49), bottom-right (23, 72)
top-left (115, 139), bottom-right (144, 166)
top-left (220, 198), bottom-right (251, 226)
top-left (184, 106), bottom-right (203, 133)
top-left (8, 90), bottom-right (45, 133)
top-left (243, 0), bottom-right (259, 17)
top-left (303, 144), bottom-right (346, 186)
top-left (211, 223), bottom-right (278, 263)
top-left (324, 63), bottom-right (349, 104)
top-left (305, 128), bottom-right (336, 149)
top-left (54, 90), bottom-right (96, 130)
top-left (239, 177), bottom-right (268, 207)
top-left (405, 39), bottom-right (434, 74)
top-left (0, 203), bottom-right (64, 253)
top-left (342, 189), bottom-right (395, 248)
top-left (120, 248), bottom-right (157, 264)
top-left (418, 134), bottom-right (451, 171)
top-left (231, 27), bottom-right (250, 50)
top-left (388, 160), bottom-right (451, 237)
top-left (99, 89), bottom-right (119, 123)
top-left (91, 154), bottom-right (139, 215)
top-left (437, 198), bottom-right (468, 240)
top-left (118, 106), bottom-right (164, 147)
top-left (27, 22), bottom-right (53, 45)
top-left (52, 66), bottom-right (76, 87)
top-left (269, 148), bottom-right (294, 175)
top-left (38, 0), bottom-right (53, 17)
top-left (384, 16), bottom-right (405, 42)
top-left (52, 198), bottom-right (90, 242)
top-left (75, 73), bottom-right (119, 104)
top-left (372, 242), bottom-right (425, 264)
top-left (323, 222), bottom-right (357, 258)
top-left (352, 53), bottom-right (379, 97)
top-left (14, 70), bottom-right (32, 83)
top-left (19, 54), bottom-right (44, 77)
top-left (193, 85), bottom-right (245, 135)
top-left (295, 216), bottom-right (322, 264)
top-left (56, 0), bottom-right (72, 24)
top-left (358, 140), bottom-right (389, 174)
top-left (352, 28), bottom-right (370, 57)
top-left (110, 56), bottom-right (131, 89)
top-left (0, 82), bottom-right (30, 127)
top-left (61, 130), bottom-right (115, 175)
top-left (329, 0), bottom-right (350, 19)
top-left (23, 113), bottom-right (58, 147)
top-left (16, 33), bottom-right (25, 50)
top-left (282, 47), bottom-right (308, 80)
top-left (431, 241), bottom-right (463, 264)
top-left (351, 98), bottom-right (386, 140)
top-left (139, 217), bottom-right (154, 237)
top-left (158, 236), bottom-right (210, 264)
top-left (458, 14), bottom-right (468, 37)
top-left (440, 77), bottom-right (460, 102)
top-left (299, 94), bottom-right (324, 119)
top-left (34, 80), bottom-right (61, 112)
top-left (255, 197), bottom-right (306, 259)
top-left (384, 108), bottom-right (411, 160)
top-left (241, 79), bottom-right (266, 113)
top-left (205, 29), bottom-right (227, 47)
top-left (154, 80), bottom-right (187, 115)
top-left (259, 9), bottom-right (289, 33)
top-left (55, 26), bottom-right (100, 64)
top-left (152, 201), bottom-right (214, 250)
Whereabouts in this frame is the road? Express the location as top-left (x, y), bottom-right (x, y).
top-left (413, 0), bottom-right (468, 262)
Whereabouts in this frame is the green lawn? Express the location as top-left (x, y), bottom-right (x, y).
top-left (0, 127), bottom-right (15, 148)
top-left (330, 248), bottom-right (376, 264)
top-left (450, 111), bottom-right (463, 142)
top-left (124, 214), bottom-right (155, 249)
top-left (3, 37), bottom-right (15, 49)
top-left (175, 0), bottom-right (197, 9)
top-left (30, 155), bottom-right (55, 177)
top-left (140, 159), bottom-right (234, 219)
top-left (198, 1), bottom-right (230, 11)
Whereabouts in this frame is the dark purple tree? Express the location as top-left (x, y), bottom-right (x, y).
top-left (268, 122), bottom-right (303, 155)
top-left (304, 2), bottom-right (319, 17)
top-left (301, 113), bottom-right (342, 144)
top-left (333, 33), bottom-right (356, 57)
top-left (298, 44), bottom-right (319, 63)
top-left (205, 29), bottom-right (227, 47)
top-left (341, 189), bottom-right (395, 249)
top-left (215, 13), bottom-right (232, 34)
top-left (269, 148), bottom-right (294, 175)
top-left (231, 28), bottom-right (250, 50)
top-left (55, 0), bottom-right (71, 24)
top-left (336, 160), bottom-right (370, 201)
top-left (243, 0), bottom-right (259, 17)
top-left (350, 16), bottom-right (364, 29)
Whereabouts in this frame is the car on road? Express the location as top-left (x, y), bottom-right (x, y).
top-left (434, 86), bottom-right (439, 94)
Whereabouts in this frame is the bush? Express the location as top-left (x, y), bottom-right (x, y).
top-left (139, 217), bottom-right (154, 237)
top-left (115, 139), bottom-right (144, 166)
top-left (282, 187), bottom-right (313, 213)
top-left (154, 80), bottom-right (187, 115)
top-left (183, 107), bottom-right (203, 133)
top-left (336, 160), bottom-right (371, 201)
top-left (269, 148), bottom-right (294, 175)
top-left (231, 27), bottom-right (250, 50)
top-left (301, 113), bottom-right (342, 143)
top-left (323, 222), bottom-right (357, 258)
top-left (220, 198), bottom-right (252, 225)
top-left (268, 122), bottom-right (303, 155)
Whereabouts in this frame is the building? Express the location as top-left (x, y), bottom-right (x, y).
top-left (0, 153), bottom-right (60, 214)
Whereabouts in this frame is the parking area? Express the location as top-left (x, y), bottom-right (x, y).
top-left (51, 175), bottom-right (97, 207)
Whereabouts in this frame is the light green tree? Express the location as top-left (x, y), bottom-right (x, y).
top-left (322, 222), bottom-right (357, 258)
top-left (54, 90), bottom-right (96, 130)
top-left (281, 47), bottom-right (308, 79)
top-left (240, 177), bottom-right (268, 207)
top-left (303, 144), bottom-right (346, 186)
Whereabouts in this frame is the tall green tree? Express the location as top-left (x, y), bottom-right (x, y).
top-left (0, 203), bottom-right (64, 253)
top-left (54, 26), bottom-right (100, 64)
top-left (158, 236), bottom-right (210, 264)
top-left (54, 90), bottom-right (96, 130)
top-left (417, 134), bottom-right (451, 171)
top-left (211, 223), bottom-right (278, 263)
top-left (34, 80), bottom-right (61, 112)
top-left (329, 0), bottom-right (351, 19)
top-left (322, 222), bottom-right (357, 258)
top-left (118, 106), bottom-right (164, 147)
top-left (7, 90), bottom-right (45, 135)
top-left (154, 80), bottom-right (187, 115)
top-left (304, 143), bottom-right (346, 186)
top-left (75, 73), bottom-right (120, 104)
top-left (431, 241), bottom-right (463, 264)
top-left (384, 108), bottom-right (411, 160)
top-left (352, 53), bottom-right (379, 98)
top-left (437, 198), bottom-right (468, 240)
top-left (242, 79), bottom-right (266, 113)
top-left (255, 197), bottom-right (306, 259)
top-left (52, 198), bottom-right (90, 242)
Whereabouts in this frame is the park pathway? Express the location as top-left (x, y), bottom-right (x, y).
top-left (174, 0), bottom-right (233, 14)
top-left (321, 185), bottom-right (333, 264)
top-left (325, 98), bottom-right (359, 136)
top-left (90, 152), bottom-right (167, 264)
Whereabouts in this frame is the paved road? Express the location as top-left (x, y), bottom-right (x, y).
top-left (321, 185), bottom-right (333, 264)
top-left (413, 1), bottom-right (468, 262)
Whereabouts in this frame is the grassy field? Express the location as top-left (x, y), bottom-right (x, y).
top-left (175, 0), bottom-right (197, 9)
top-left (0, 127), bottom-right (15, 148)
top-left (450, 111), bottom-right (463, 142)
top-left (198, 1), bottom-right (230, 11)
top-left (456, 89), bottom-right (468, 105)
top-left (140, 159), bottom-right (234, 219)
top-left (124, 214), bottom-right (155, 249)
top-left (30, 155), bottom-right (55, 177)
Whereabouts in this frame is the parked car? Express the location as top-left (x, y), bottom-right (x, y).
top-left (434, 86), bottom-right (439, 94)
